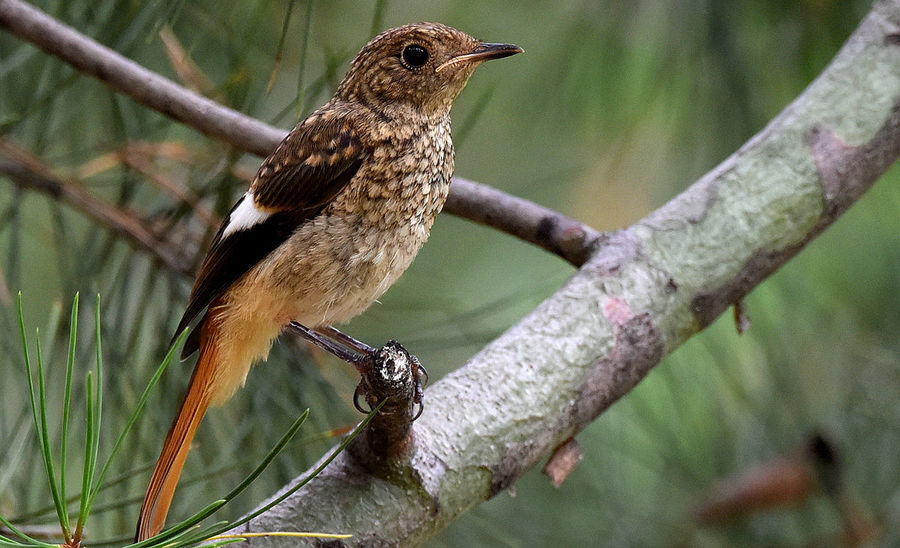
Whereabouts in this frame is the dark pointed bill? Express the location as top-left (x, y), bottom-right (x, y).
top-left (436, 42), bottom-right (524, 72)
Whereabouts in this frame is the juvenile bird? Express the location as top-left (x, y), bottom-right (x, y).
top-left (135, 22), bottom-right (521, 540)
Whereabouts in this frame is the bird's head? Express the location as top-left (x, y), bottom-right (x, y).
top-left (336, 22), bottom-right (522, 118)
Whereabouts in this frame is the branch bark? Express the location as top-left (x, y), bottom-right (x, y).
top-left (0, 0), bottom-right (598, 267)
top-left (225, 2), bottom-right (900, 544)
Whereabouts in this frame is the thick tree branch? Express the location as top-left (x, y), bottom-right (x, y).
top-left (0, 0), bottom-right (598, 266)
top-left (226, 2), bottom-right (900, 545)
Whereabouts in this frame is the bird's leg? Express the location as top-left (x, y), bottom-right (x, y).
top-left (315, 325), bottom-right (376, 356)
top-left (406, 351), bottom-right (427, 420)
top-left (288, 321), bottom-right (371, 370)
top-left (288, 322), bottom-right (374, 413)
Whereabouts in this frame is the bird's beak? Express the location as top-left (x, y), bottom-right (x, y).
top-left (435, 42), bottom-right (524, 73)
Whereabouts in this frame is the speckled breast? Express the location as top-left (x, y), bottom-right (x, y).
top-left (267, 114), bottom-right (455, 327)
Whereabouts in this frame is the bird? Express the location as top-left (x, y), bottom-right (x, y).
top-left (135, 22), bottom-right (522, 541)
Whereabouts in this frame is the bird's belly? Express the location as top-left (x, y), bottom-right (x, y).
top-left (247, 212), bottom-right (431, 327)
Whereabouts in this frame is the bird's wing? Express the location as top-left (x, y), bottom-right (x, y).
top-left (174, 114), bottom-right (364, 357)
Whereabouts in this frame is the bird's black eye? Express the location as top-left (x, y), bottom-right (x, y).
top-left (401, 44), bottom-right (429, 68)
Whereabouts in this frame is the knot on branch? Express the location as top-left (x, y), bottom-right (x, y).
top-left (351, 340), bottom-right (423, 465)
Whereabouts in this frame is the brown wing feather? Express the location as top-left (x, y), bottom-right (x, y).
top-left (173, 114), bottom-right (365, 357)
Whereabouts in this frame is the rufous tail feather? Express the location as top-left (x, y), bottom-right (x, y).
top-left (135, 322), bottom-right (219, 541)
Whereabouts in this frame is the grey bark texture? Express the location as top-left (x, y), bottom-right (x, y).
top-left (231, 2), bottom-right (900, 545)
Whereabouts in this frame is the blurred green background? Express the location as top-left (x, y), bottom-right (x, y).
top-left (1, 0), bottom-right (898, 545)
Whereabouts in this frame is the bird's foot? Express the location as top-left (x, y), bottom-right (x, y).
top-left (288, 322), bottom-right (427, 420)
top-left (353, 340), bottom-right (427, 420)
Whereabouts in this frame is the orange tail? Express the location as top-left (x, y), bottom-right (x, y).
top-left (135, 325), bottom-right (219, 541)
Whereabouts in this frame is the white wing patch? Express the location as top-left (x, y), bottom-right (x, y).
top-left (222, 192), bottom-right (272, 238)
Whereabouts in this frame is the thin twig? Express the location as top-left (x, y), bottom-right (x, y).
top-left (0, 0), bottom-right (281, 157)
top-left (77, 141), bottom-right (220, 227)
top-left (0, 140), bottom-right (191, 276)
top-left (158, 24), bottom-right (221, 100)
top-left (448, 177), bottom-right (600, 266)
top-left (543, 437), bottom-right (584, 488)
top-left (0, 0), bottom-right (597, 266)
top-left (116, 146), bottom-right (219, 227)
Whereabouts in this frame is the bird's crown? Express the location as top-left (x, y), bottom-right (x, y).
top-left (336, 22), bottom-right (521, 117)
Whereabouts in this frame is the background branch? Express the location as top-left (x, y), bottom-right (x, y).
top-left (0, 140), bottom-right (192, 276)
top-left (446, 177), bottom-right (599, 267)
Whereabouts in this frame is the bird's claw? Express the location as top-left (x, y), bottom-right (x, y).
top-left (353, 382), bottom-right (372, 414)
top-left (410, 353), bottom-right (427, 419)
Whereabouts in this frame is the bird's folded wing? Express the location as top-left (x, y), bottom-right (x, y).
top-left (173, 114), bottom-right (364, 357)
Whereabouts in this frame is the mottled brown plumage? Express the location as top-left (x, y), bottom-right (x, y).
top-left (136, 22), bottom-right (521, 541)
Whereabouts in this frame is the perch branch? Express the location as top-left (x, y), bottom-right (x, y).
top-left (0, 0), bottom-right (598, 266)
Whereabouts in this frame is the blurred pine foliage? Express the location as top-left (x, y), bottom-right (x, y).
top-left (1, 1), bottom-right (896, 545)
